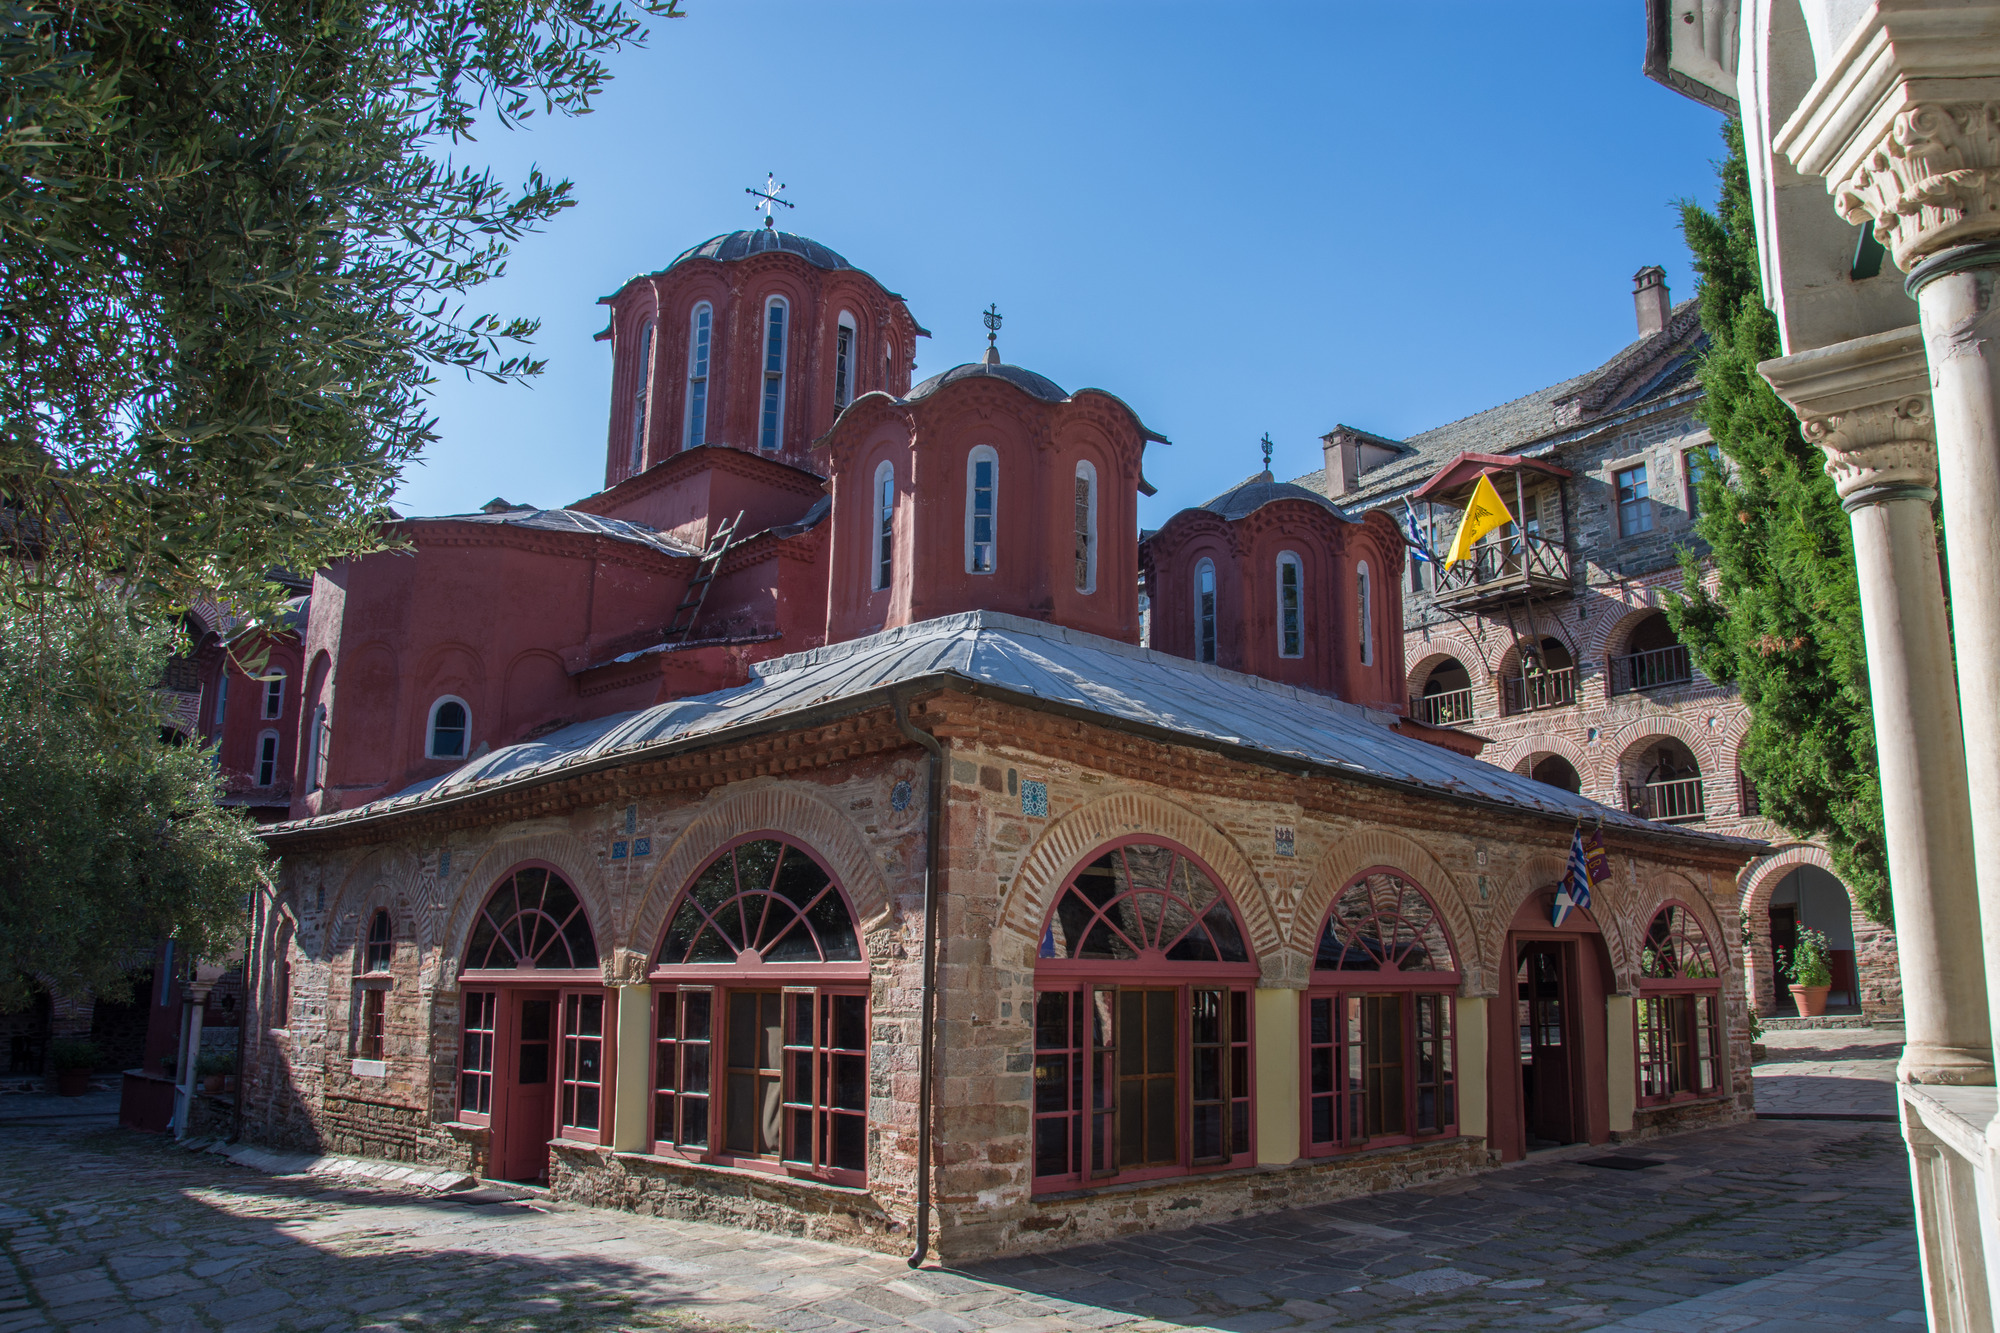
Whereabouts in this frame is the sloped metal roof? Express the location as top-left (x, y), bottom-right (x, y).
top-left (409, 507), bottom-right (701, 559)
top-left (668, 229), bottom-right (855, 272)
top-left (267, 613), bottom-right (1755, 850)
top-left (1197, 472), bottom-right (1350, 522)
top-left (904, 363), bottom-right (1171, 445)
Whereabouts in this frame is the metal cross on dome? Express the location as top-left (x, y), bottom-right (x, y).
top-left (745, 173), bottom-right (793, 228)
top-left (1261, 433), bottom-right (1274, 473)
top-left (983, 304), bottom-right (1002, 345)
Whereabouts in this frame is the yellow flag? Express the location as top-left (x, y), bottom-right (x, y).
top-left (1445, 473), bottom-right (1516, 564)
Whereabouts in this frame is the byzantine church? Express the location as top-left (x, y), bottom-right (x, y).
top-left (231, 221), bottom-right (1758, 1260)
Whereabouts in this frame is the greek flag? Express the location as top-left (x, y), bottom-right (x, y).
top-left (1553, 827), bottom-right (1591, 926)
top-left (1402, 498), bottom-right (1437, 565)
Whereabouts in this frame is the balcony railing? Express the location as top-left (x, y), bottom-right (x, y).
top-left (1610, 644), bottom-right (1693, 694)
top-left (1413, 688), bottom-right (1475, 727)
top-left (1432, 533), bottom-right (1572, 609)
top-left (1502, 666), bottom-right (1576, 715)
top-left (1629, 775), bottom-right (1707, 824)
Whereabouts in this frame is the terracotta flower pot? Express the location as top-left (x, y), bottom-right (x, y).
top-left (203, 1074), bottom-right (226, 1094)
top-left (54, 1068), bottom-right (91, 1097)
top-left (1789, 983), bottom-right (1832, 1017)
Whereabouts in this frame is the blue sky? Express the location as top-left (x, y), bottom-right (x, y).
top-left (401, 1), bottom-right (1729, 528)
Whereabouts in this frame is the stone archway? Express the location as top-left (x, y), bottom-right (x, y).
top-left (1295, 828), bottom-right (1484, 991)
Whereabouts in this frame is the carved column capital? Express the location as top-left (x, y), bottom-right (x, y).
top-left (1758, 326), bottom-right (1939, 504)
top-left (1774, 8), bottom-right (2000, 270)
top-left (1833, 103), bottom-right (2000, 271)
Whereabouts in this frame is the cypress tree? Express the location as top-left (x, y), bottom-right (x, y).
top-left (1669, 120), bottom-right (1889, 923)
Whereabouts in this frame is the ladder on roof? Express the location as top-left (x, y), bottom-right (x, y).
top-left (662, 510), bottom-right (743, 644)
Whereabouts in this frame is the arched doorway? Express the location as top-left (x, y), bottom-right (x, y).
top-left (1624, 738), bottom-right (1705, 823)
top-left (1612, 612), bottom-right (1693, 694)
top-left (645, 835), bottom-right (870, 1183)
top-left (1502, 637), bottom-right (1576, 715)
top-left (1304, 871), bottom-right (1461, 1156)
top-left (1029, 838), bottom-right (1258, 1190)
top-left (1769, 866), bottom-right (1858, 1012)
top-left (1528, 753), bottom-right (1583, 794)
top-left (455, 865), bottom-right (603, 1183)
top-left (1414, 658), bottom-right (1473, 726)
top-left (1497, 888), bottom-right (1613, 1158)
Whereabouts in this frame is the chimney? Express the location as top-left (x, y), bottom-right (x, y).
top-left (1321, 430), bottom-right (1359, 498)
top-left (1633, 265), bottom-right (1669, 338)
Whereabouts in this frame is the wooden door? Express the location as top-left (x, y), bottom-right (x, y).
top-left (1516, 943), bottom-right (1576, 1147)
top-left (499, 990), bottom-right (556, 1182)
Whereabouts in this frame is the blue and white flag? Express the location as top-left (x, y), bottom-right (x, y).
top-left (1553, 826), bottom-right (1591, 926)
top-left (1402, 498), bottom-right (1437, 565)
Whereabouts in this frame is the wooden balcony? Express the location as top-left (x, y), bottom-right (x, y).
top-left (1412, 688), bottom-right (1474, 727)
top-left (1629, 776), bottom-right (1706, 824)
top-left (1432, 534), bottom-right (1572, 612)
top-left (1610, 644), bottom-right (1694, 695)
top-left (1502, 667), bottom-right (1576, 715)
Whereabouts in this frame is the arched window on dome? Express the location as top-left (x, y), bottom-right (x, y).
top-left (1074, 461), bottom-right (1098, 594)
top-left (456, 865), bottom-right (607, 1153)
top-left (426, 696), bottom-right (469, 760)
top-left (629, 318), bottom-right (654, 473)
top-left (684, 302), bottom-right (712, 450)
top-left (1636, 902), bottom-right (1723, 1105)
top-left (1195, 559), bottom-right (1217, 664)
top-left (648, 836), bottom-right (869, 1184)
top-left (1276, 552), bottom-right (1303, 659)
top-left (1031, 839), bottom-right (1257, 1191)
top-left (834, 310), bottom-right (857, 411)
top-left (966, 446), bottom-right (997, 574)
top-left (759, 296), bottom-right (788, 451)
top-left (873, 460), bottom-right (896, 592)
top-left (1305, 870), bottom-right (1459, 1157)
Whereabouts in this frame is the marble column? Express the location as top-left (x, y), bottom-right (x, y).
top-left (1760, 327), bottom-right (1991, 1085)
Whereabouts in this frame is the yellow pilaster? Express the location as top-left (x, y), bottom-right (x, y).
top-left (1606, 994), bottom-right (1636, 1134)
top-left (1456, 996), bottom-right (1488, 1140)
top-left (1255, 987), bottom-right (1300, 1165)
top-left (611, 983), bottom-right (653, 1153)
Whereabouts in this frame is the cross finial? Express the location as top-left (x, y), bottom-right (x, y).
top-left (982, 304), bottom-right (1003, 365)
top-left (1261, 433), bottom-right (1274, 474)
top-left (745, 173), bottom-right (793, 229)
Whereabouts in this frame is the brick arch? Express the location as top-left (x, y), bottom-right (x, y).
top-left (1485, 732), bottom-right (1602, 792)
top-left (1407, 634), bottom-right (1489, 691)
top-left (1494, 622), bottom-right (1578, 676)
top-left (627, 782), bottom-right (892, 980)
top-left (1633, 868), bottom-right (1731, 973)
top-left (1490, 849), bottom-right (1635, 987)
top-left (1294, 829), bottom-right (1482, 986)
top-left (443, 832), bottom-right (613, 980)
top-left (324, 847), bottom-right (422, 963)
top-left (1611, 713), bottom-right (1723, 778)
top-left (1738, 843), bottom-right (1845, 1013)
top-left (996, 790), bottom-right (1277, 968)
top-left (1600, 599), bottom-right (1677, 663)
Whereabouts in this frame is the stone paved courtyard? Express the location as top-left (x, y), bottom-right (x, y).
top-left (0, 1031), bottom-right (1921, 1332)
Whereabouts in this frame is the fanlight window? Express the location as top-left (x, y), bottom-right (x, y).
top-left (464, 867), bottom-right (599, 971)
top-left (658, 838), bottom-right (860, 965)
top-left (1316, 872), bottom-right (1456, 973)
top-left (1641, 904), bottom-right (1718, 979)
top-left (1040, 843), bottom-right (1249, 963)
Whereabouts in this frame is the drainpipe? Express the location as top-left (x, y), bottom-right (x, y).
top-left (892, 688), bottom-right (944, 1269)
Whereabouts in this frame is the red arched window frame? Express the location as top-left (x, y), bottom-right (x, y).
top-left (1635, 900), bottom-right (1725, 1106)
top-left (1302, 867), bottom-right (1462, 1158)
top-left (455, 862), bottom-right (610, 1147)
top-left (647, 833), bottom-right (870, 1186)
top-left (1031, 835), bottom-right (1260, 1193)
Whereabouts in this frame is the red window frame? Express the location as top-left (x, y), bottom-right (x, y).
top-left (647, 833), bottom-right (871, 1186)
top-left (557, 989), bottom-right (611, 1145)
top-left (1030, 836), bottom-right (1260, 1193)
top-left (459, 989), bottom-right (498, 1121)
top-left (1635, 900), bottom-right (1725, 1106)
top-left (1300, 867), bottom-right (1462, 1157)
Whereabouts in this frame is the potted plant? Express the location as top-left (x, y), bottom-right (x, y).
top-left (48, 1039), bottom-right (103, 1096)
top-left (196, 1051), bottom-right (234, 1094)
top-left (1783, 927), bottom-right (1835, 1017)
